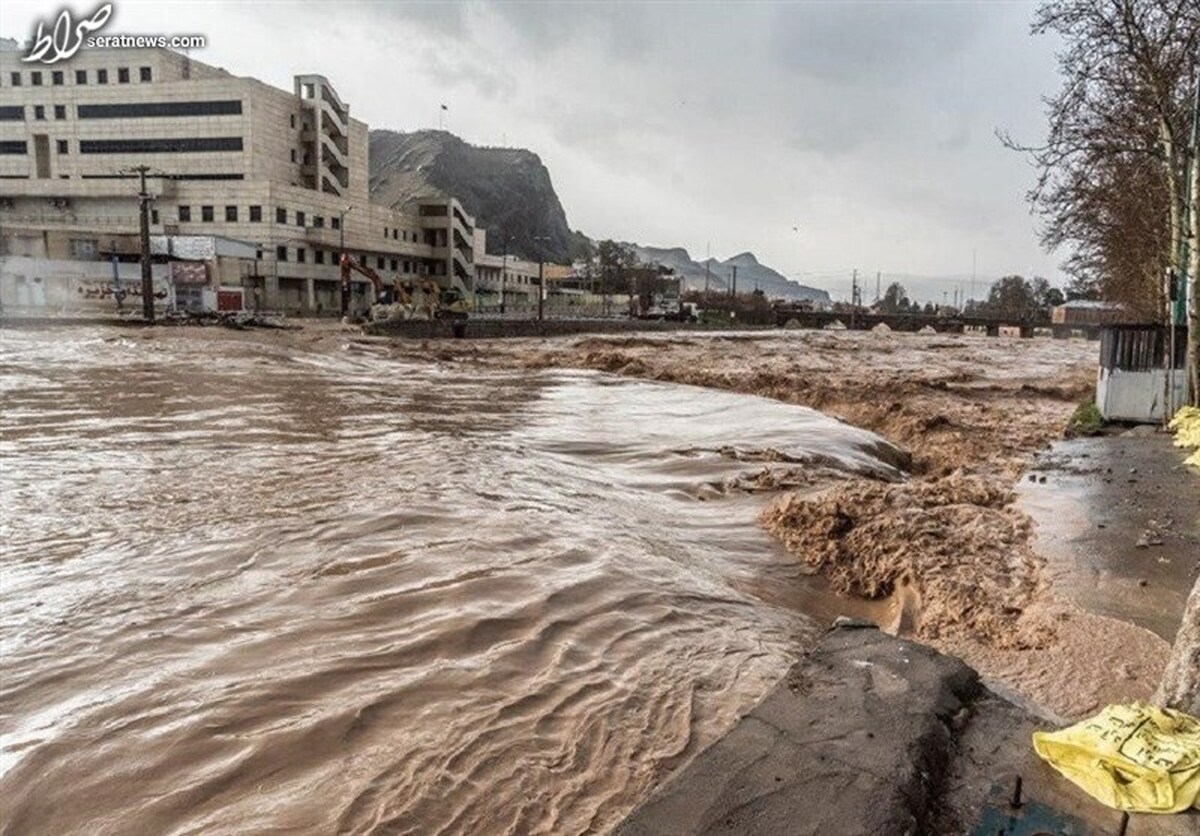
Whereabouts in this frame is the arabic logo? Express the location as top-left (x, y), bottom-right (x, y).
top-left (23, 3), bottom-right (114, 64)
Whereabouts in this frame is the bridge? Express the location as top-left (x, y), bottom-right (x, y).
top-left (772, 307), bottom-right (1092, 338)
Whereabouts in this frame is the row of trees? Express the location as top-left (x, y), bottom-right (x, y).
top-left (874, 277), bottom-right (1065, 320)
top-left (1004, 0), bottom-right (1199, 403)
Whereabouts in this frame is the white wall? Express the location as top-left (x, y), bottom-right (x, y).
top-left (0, 256), bottom-right (171, 314)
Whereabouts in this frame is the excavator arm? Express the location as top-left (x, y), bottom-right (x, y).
top-left (339, 253), bottom-right (386, 301)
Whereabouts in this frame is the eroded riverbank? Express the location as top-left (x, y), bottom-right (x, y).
top-left (417, 328), bottom-right (1190, 720)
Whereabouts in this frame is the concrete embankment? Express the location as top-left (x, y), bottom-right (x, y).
top-left (617, 623), bottom-right (1198, 836)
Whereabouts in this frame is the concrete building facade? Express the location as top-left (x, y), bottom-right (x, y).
top-left (0, 44), bottom-right (475, 313)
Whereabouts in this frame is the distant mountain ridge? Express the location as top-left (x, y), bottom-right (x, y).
top-left (630, 245), bottom-right (830, 302)
top-left (367, 128), bottom-right (829, 301)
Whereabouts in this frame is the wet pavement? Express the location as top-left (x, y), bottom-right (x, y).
top-left (1020, 432), bottom-right (1200, 642)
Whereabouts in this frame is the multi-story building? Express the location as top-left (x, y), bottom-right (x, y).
top-left (0, 43), bottom-right (476, 313)
top-left (471, 228), bottom-right (541, 312)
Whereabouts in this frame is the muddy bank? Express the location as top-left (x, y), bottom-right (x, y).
top-left (415, 329), bottom-right (1191, 719)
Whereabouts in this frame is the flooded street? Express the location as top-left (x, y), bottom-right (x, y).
top-left (0, 328), bottom-right (902, 835)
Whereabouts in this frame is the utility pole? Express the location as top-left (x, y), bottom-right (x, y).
top-left (875, 270), bottom-right (881, 303)
top-left (704, 241), bottom-right (711, 294)
top-left (730, 264), bottom-right (738, 298)
top-left (971, 249), bottom-right (977, 303)
top-left (133, 165), bottom-right (154, 322)
top-left (850, 269), bottom-right (859, 329)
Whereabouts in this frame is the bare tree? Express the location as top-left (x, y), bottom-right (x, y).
top-left (1003, 0), bottom-right (1199, 402)
top-left (1154, 578), bottom-right (1200, 715)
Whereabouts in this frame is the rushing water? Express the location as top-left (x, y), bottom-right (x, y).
top-left (0, 328), bottom-right (902, 835)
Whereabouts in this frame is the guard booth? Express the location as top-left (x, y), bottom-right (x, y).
top-left (1096, 324), bottom-right (1189, 423)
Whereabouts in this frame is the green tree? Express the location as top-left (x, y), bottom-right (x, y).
top-left (983, 275), bottom-right (1040, 320)
top-left (879, 282), bottom-right (911, 314)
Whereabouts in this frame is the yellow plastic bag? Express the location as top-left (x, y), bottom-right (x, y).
top-left (1032, 702), bottom-right (1200, 814)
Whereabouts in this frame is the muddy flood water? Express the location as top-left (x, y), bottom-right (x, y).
top-left (0, 328), bottom-right (904, 835)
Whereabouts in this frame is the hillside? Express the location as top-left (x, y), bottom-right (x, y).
top-left (368, 129), bottom-right (829, 301)
top-left (369, 129), bottom-right (575, 263)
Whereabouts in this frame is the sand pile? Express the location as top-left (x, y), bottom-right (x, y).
top-left (762, 472), bottom-right (1055, 650)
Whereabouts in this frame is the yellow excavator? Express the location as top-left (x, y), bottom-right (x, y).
top-left (339, 254), bottom-right (470, 321)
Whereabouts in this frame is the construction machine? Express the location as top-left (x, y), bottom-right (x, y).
top-left (339, 254), bottom-right (470, 321)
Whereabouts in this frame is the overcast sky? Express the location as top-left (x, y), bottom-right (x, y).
top-left (5, 0), bottom-right (1065, 300)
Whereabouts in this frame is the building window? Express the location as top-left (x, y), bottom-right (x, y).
top-left (31, 71), bottom-right (42, 86)
top-left (78, 100), bottom-right (242, 119)
top-left (53, 105), bottom-right (65, 120)
top-left (201, 205), bottom-right (214, 222)
top-left (139, 67), bottom-right (151, 82)
top-left (69, 238), bottom-right (99, 259)
top-left (97, 69), bottom-right (108, 84)
top-left (56, 139), bottom-right (68, 154)
top-left (178, 206), bottom-right (191, 222)
top-left (290, 148), bottom-right (296, 163)
top-left (276, 246), bottom-right (288, 262)
top-left (75, 69), bottom-right (87, 84)
top-left (331, 216), bottom-right (340, 230)
top-left (276, 207), bottom-right (286, 223)
top-left (249, 205), bottom-right (262, 222)
top-left (52, 71), bottom-right (64, 86)
top-left (376, 257), bottom-right (384, 269)
top-left (117, 67), bottom-right (130, 84)
top-left (315, 250), bottom-right (325, 265)
top-left (0, 141), bottom-right (28, 154)
top-left (78, 137), bottom-right (243, 154)
top-left (296, 211), bottom-right (305, 227)
top-left (9, 72), bottom-right (20, 87)
top-left (392, 229), bottom-right (398, 240)
top-left (151, 209), bottom-right (160, 224)
top-left (225, 205), bottom-right (237, 222)
top-left (391, 259), bottom-right (398, 271)
top-left (297, 248), bottom-right (306, 263)
top-left (313, 215), bottom-right (324, 228)
top-left (0, 106), bottom-right (24, 121)
top-left (34, 105), bottom-right (45, 120)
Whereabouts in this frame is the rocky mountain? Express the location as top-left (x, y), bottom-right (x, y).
top-left (631, 245), bottom-right (830, 302)
top-left (369, 129), bottom-right (575, 263)
top-left (368, 129), bottom-right (829, 302)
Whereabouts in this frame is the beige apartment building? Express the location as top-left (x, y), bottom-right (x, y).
top-left (0, 43), bottom-right (476, 313)
top-left (471, 228), bottom-right (541, 312)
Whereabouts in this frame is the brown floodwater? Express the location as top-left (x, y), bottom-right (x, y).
top-left (0, 327), bottom-right (904, 835)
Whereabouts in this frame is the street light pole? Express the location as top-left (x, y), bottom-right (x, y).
top-left (500, 235), bottom-right (508, 316)
top-left (533, 234), bottom-right (552, 322)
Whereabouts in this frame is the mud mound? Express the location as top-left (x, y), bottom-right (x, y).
top-left (762, 472), bottom-right (1054, 649)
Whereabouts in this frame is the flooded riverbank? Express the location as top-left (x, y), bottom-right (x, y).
top-left (0, 327), bottom-right (902, 834)
top-left (426, 328), bottom-right (1192, 719)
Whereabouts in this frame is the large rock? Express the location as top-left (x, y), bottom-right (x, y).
top-left (369, 129), bottom-right (575, 263)
top-left (617, 624), bottom-right (979, 836)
